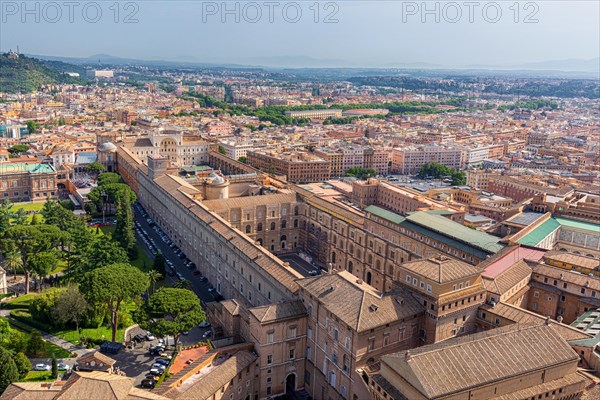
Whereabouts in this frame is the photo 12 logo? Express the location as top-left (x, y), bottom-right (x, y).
top-left (401, 1), bottom-right (540, 23)
top-left (1, 1), bottom-right (140, 23)
top-left (200, 2), bottom-right (340, 24)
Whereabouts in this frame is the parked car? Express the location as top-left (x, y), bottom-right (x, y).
top-left (57, 363), bottom-right (71, 371)
top-left (308, 270), bottom-right (319, 276)
top-left (145, 374), bottom-right (160, 382)
top-left (198, 276), bottom-right (207, 282)
top-left (33, 364), bottom-right (51, 371)
top-left (149, 345), bottom-right (165, 355)
top-left (202, 330), bottom-right (212, 339)
top-left (182, 331), bottom-right (189, 336)
top-left (198, 321), bottom-right (211, 328)
top-left (193, 270), bottom-right (202, 276)
top-left (154, 359), bottom-right (170, 366)
top-left (149, 368), bottom-right (162, 376)
top-left (141, 379), bottom-right (157, 388)
top-left (146, 332), bottom-right (155, 341)
top-left (151, 363), bottom-right (166, 371)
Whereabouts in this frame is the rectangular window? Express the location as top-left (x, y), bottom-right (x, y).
top-left (267, 355), bottom-right (272, 364)
top-left (267, 332), bottom-right (274, 344)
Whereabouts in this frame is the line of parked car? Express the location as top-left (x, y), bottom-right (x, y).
top-left (33, 362), bottom-right (71, 372)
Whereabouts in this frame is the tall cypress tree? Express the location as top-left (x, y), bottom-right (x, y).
top-left (114, 194), bottom-right (138, 260)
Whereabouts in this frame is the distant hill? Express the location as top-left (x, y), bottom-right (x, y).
top-left (0, 53), bottom-right (88, 93)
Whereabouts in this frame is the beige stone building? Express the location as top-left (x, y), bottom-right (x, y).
top-left (297, 271), bottom-right (423, 400)
top-left (365, 323), bottom-right (590, 400)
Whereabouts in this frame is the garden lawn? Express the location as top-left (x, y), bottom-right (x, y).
top-left (3, 293), bottom-right (38, 310)
top-left (12, 202), bottom-right (46, 212)
top-left (22, 371), bottom-right (55, 382)
top-left (6, 293), bottom-right (125, 346)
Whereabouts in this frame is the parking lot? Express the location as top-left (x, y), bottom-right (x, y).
top-left (133, 205), bottom-right (215, 335)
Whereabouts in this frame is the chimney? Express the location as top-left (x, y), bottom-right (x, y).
top-left (545, 316), bottom-right (551, 326)
top-left (405, 350), bottom-right (411, 361)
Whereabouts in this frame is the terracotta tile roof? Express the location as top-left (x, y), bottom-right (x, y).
top-left (0, 382), bottom-right (61, 400)
top-left (249, 300), bottom-right (307, 324)
top-left (297, 271), bottom-right (424, 333)
top-left (482, 260), bottom-right (532, 296)
top-left (480, 302), bottom-right (591, 341)
top-left (531, 263), bottom-right (600, 291)
top-left (125, 388), bottom-right (171, 400)
top-left (381, 324), bottom-right (579, 399)
top-left (544, 250), bottom-right (600, 271)
top-left (401, 256), bottom-right (481, 284)
top-left (172, 351), bottom-right (257, 400)
top-left (54, 371), bottom-right (134, 400)
top-left (490, 372), bottom-right (588, 400)
top-left (77, 351), bottom-right (118, 367)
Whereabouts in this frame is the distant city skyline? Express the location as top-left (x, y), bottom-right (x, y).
top-left (1, 1), bottom-right (599, 69)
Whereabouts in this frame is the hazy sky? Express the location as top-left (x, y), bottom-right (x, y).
top-left (1, 1), bottom-right (599, 67)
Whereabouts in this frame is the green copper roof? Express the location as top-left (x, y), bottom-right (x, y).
top-left (365, 205), bottom-right (406, 224)
top-left (517, 217), bottom-right (599, 247)
top-left (517, 218), bottom-right (561, 247)
top-left (554, 217), bottom-right (600, 234)
top-left (406, 211), bottom-right (504, 254)
top-left (0, 163), bottom-right (55, 174)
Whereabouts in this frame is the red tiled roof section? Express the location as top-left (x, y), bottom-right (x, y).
top-left (169, 345), bottom-right (210, 375)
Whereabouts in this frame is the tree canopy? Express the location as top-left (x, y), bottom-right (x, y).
top-left (80, 263), bottom-right (148, 342)
top-left (345, 167), bottom-right (376, 180)
top-left (136, 288), bottom-right (205, 348)
top-left (418, 162), bottom-right (466, 186)
top-left (0, 346), bottom-right (19, 393)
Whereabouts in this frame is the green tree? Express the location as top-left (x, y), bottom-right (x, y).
top-left (26, 329), bottom-right (45, 357)
top-left (2, 225), bottom-right (63, 294)
top-left (147, 270), bottom-right (162, 295)
top-left (13, 352), bottom-right (31, 380)
top-left (7, 144), bottom-right (29, 154)
top-left (218, 145), bottom-right (226, 155)
top-left (84, 161), bottom-right (105, 176)
top-left (41, 199), bottom-right (81, 231)
top-left (52, 286), bottom-right (88, 332)
top-left (97, 172), bottom-right (122, 186)
top-left (3, 251), bottom-right (22, 281)
top-left (0, 346), bottom-right (19, 393)
top-left (77, 237), bottom-right (129, 275)
top-left (345, 167), bottom-right (376, 180)
top-left (137, 288), bottom-right (205, 348)
top-left (26, 120), bottom-right (40, 134)
top-left (30, 214), bottom-right (42, 225)
top-left (12, 209), bottom-right (28, 226)
top-left (30, 288), bottom-right (63, 325)
top-left (80, 263), bottom-right (148, 342)
top-left (29, 251), bottom-right (58, 292)
top-left (153, 250), bottom-right (166, 276)
top-left (238, 156), bottom-right (247, 163)
top-left (0, 199), bottom-right (14, 234)
top-left (114, 194), bottom-right (137, 260)
top-left (51, 358), bottom-right (58, 379)
top-left (0, 319), bottom-right (26, 353)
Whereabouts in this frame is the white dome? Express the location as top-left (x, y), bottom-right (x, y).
top-left (98, 142), bottom-right (117, 152)
top-left (213, 176), bottom-right (225, 184)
